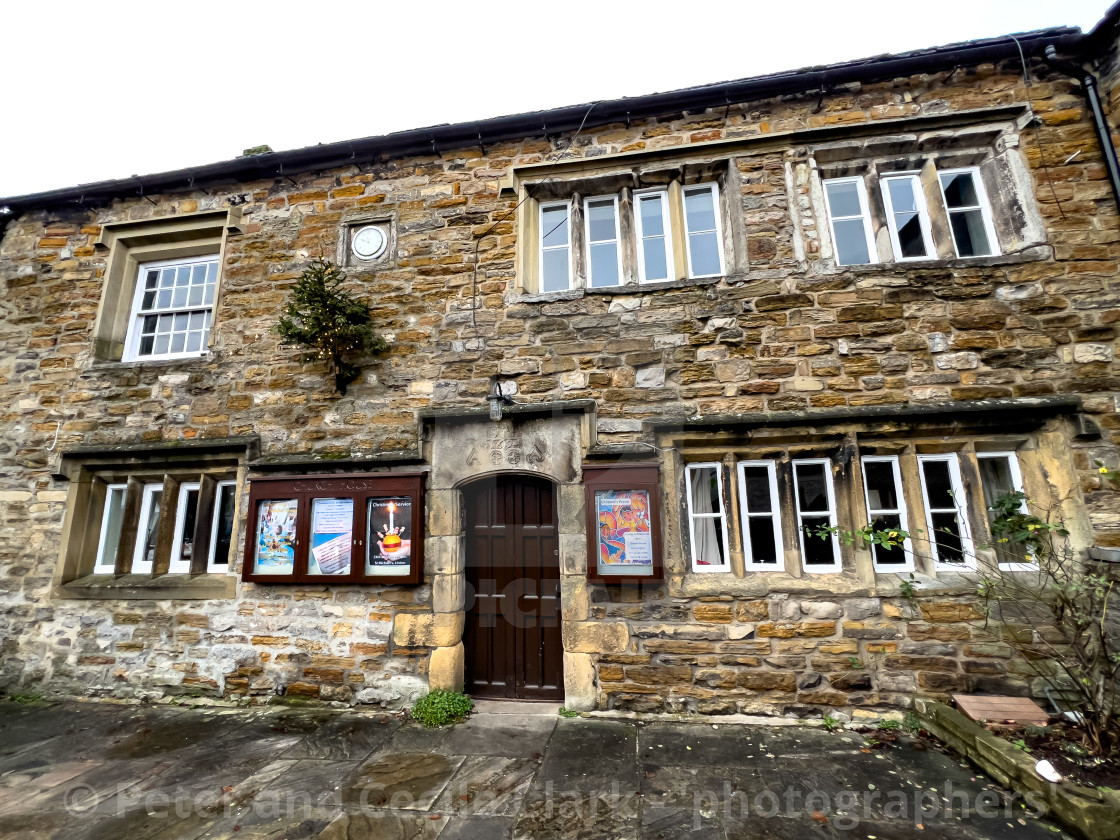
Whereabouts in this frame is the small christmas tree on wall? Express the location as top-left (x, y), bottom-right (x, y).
top-left (273, 259), bottom-right (389, 395)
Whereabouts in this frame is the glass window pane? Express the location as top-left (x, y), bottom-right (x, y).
top-left (142, 291), bottom-right (156, 309)
top-left (212, 487), bottom-right (236, 566)
top-left (140, 490), bottom-right (162, 568)
top-left (308, 498), bottom-right (354, 576)
top-left (178, 489), bottom-right (199, 563)
top-left (887, 178), bottom-right (918, 213)
top-left (742, 467), bottom-right (772, 513)
top-left (589, 242), bottom-right (620, 287)
top-left (176, 266), bottom-right (191, 286)
top-left (795, 463), bottom-right (830, 513)
top-left (864, 461), bottom-right (898, 511)
top-left (921, 460), bottom-right (955, 508)
top-left (950, 209), bottom-right (991, 257)
top-left (587, 200), bottom-right (617, 242)
top-left (641, 238), bottom-right (668, 281)
top-left (159, 269), bottom-right (175, 288)
top-left (172, 285), bottom-right (189, 308)
top-left (542, 248), bottom-right (570, 292)
top-left (826, 181), bottom-right (862, 217)
top-left (896, 212), bottom-right (927, 258)
top-left (940, 172), bottom-right (979, 208)
top-left (870, 513), bottom-right (906, 566)
top-left (253, 499), bottom-right (298, 575)
top-left (154, 334), bottom-right (170, 355)
top-left (139, 336), bottom-right (155, 356)
top-left (541, 206), bottom-right (568, 248)
top-left (748, 518), bottom-right (778, 564)
top-left (639, 195), bottom-right (665, 236)
top-left (833, 219), bottom-right (871, 265)
top-left (157, 289), bottom-right (173, 308)
top-left (930, 512), bottom-right (965, 564)
top-left (688, 231), bottom-right (721, 276)
top-left (801, 517), bottom-right (836, 565)
top-left (191, 264), bottom-right (207, 285)
top-left (188, 283), bottom-right (204, 307)
top-left (145, 270), bottom-right (160, 289)
top-left (203, 283), bottom-right (216, 306)
top-left (170, 333), bottom-right (186, 354)
top-left (185, 332), bottom-right (202, 353)
top-left (98, 487), bottom-right (126, 569)
top-left (978, 457), bottom-right (1016, 505)
top-left (684, 188), bottom-right (716, 232)
top-left (690, 467), bottom-right (721, 514)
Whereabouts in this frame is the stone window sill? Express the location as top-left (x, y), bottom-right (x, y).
top-left (55, 573), bottom-right (236, 601)
top-left (85, 353), bottom-right (216, 373)
top-left (815, 244), bottom-right (1049, 276)
top-left (512, 275), bottom-right (724, 304)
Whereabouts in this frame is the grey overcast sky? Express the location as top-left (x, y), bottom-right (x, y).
top-left (0, 0), bottom-right (1112, 198)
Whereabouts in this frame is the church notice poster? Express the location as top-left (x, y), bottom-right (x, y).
top-left (366, 496), bottom-right (412, 575)
top-left (308, 498), bottom-right (354, 576)
top-left (253, 499), bottom-right (298, 575)
top-left (594, 489), bottom-right (654, 573)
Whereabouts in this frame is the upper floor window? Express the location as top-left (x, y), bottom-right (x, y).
top-left (821, 165), bottom-right (1000, 266)
top-left (123, 256), bottom-right (218, 361)
top-left (530, 181), bottom-right (726, 292)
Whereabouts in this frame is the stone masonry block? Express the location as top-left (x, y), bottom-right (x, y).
top-left (428, 643), bottom-right (464, 691)
top-left (432, 574), bottom-right (464, 614)
top-left (393, 612), bottom-right (464, 648)
top-left (427, 490), bottom-right (461, 537)
top-left (562, 621), bottom-right (629, 654)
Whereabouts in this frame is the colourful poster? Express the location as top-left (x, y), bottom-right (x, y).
top-left (595, 490), bottom-right (653, 571)
top-left (254, 499), bottom-right (298, 574)
top-left (309, 498), bottom-right (353, 575)
top-left (367, 497), bottom-right (412, 575)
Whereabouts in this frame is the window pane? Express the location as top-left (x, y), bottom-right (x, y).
top-left (896, 212), bottom-right (927, 258)
top-left (140, 490), bottom-right (162, 568)
top-left (688, 231), bottom-right (721, 276)
top-left (154, 334), bottom-right (170, 355)
top-left (864, 461), bottom-right (898, 511)
top-left (886, 178), bottom-right (918, 213)
top-left (801, 518), bottom-right (836, 565)
top-left (833, 219), bottom-right (871, 265)
top-left (186, 332), bottom-right (202, 353)
top-left (542, 248), bottom-right (569, 292)
top-left (139, 336), bottom-right (154, 356)
top-left (157, 289), bottom-right (173, 308)
top-left (308, 498), bottom-right (354, 576)
top-left (170, 332), bottom-right (186, 354)
top-left (587, 200), bottom-right (617, 242)
top-left (869, 513), bottom-right (905, 566)
top-left (795, 462), bottom-right (830, 513)
top-left (742, 467), bottom-right (772, 513)
top-left (693, 517), bottom-right (726, 566)
top-left (684, 188), bottom-right (716, 232)
top-left (642, 238), bottom-right (669, 281)
top-left (589, 242), bottom-right (620, 287)
top-left (541, 206), bottom-right (568, 248)
top-left (145, 270), bottom-right (160, 289)
top-left (979, 456), bottom-right (1030, 564)
top-left (940, 172), bottom-right (979, 208)
top-left (921, 460), bottom-right (955, 508)
top-left (188, 283), bottom-right (205, 307)
top-left (930, 511), bottom-right (965, 564)
top-left (825, 181), bottom-right (862, 217)
top-left (639, 195), bottom-right (665, 236)
top-left (98, 487), bottom-right (126, 570)
top-left (177, 488), bottom-right (199, 563)
top-left (690, 467), bottom-right (721, 514)
top-left (142, 291), bottom-right (156, 309)
top-left (212, 487), bottom-right (236, 566)
top-left (748, 518), bottom-right (778, 564)
top-left (950, 209), bottom-right (992, 257)
top-left (176, 266), bottom-right (191, 286)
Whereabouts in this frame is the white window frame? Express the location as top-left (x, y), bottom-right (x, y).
top-left (937, 167), bottom-right (1000, 259)
top-left (976, 452), bottom-right (1034, 571)
top-left (122, 254), bottom-right (218, 362)
top-left (860, 455), bottom-right (914, 572)
top-left (681, 183), bottom-right (725, 279)
top-left (822, 176), bottom-right (877, 266)
top-left (583, 194), bottom-right (624, 288)
top-left (879, 173), bottom-right (935, 262)
top-left (916, 454), bottom-right (976, 570)
top-left (538, 200), bottom-right (573, 292)
top-left (791, 458), bottom-right (842, 573)
top-left (736, 460), bottom-right (784, 571)
top-left (131, 482), bottom-right (163, 574)
top-left (168, 482), bottom-right (201, 574)
top-left (634, 188), bottom-right (675, 284)
top-left (684, 462), bottom-right (731, 573)
top-left (208, 480), bottom-right (238, 571)
top-left (93, 483), bottom-right (128, 574)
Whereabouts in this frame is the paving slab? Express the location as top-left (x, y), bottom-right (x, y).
top-left (0, 700), bottom-right (1079, 840)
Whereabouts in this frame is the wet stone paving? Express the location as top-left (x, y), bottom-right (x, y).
top-left (0, 699), bottom-right (1074, 839)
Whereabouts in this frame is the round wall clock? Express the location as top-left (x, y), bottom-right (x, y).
top-left (351, 225), bottom-right (388, 261)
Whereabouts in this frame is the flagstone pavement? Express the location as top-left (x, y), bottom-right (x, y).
top-left (0, 698), bottom-right (1074, 839)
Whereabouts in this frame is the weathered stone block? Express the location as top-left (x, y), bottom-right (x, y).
top-left (392, 612), bottom-right (464, 648)
top-left (428, 643), bottom-right (464, 691)
top-left (562, 621), bottom-right (628, 654)
top-left (737, 671), bottom-right (796, 691)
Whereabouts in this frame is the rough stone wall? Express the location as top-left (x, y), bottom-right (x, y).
top-left (1, 57), bottom-right (1119, 709)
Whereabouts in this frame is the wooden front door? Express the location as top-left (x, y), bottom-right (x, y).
top-left (463, 474), bottom-right (563, 700)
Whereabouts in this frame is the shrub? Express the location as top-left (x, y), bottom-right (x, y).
top-left (409, 690), bottom-right (473, 728)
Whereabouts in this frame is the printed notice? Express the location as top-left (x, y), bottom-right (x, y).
top-left (309, 498), bottom-right (353, 575)
top-left (595, 489), bottom-right (653, 573)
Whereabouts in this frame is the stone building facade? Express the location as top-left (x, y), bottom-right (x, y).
top-left (2, 18), bottom-right (1119, 718)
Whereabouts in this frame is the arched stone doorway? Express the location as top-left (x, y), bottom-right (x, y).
top-left (461, 473), bottom-right (563, 700)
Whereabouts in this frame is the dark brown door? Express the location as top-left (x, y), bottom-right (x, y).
top-left (463, 474), bottom-right (563, 700)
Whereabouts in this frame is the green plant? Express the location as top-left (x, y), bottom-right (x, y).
top-left (1095, 460), bottom-right (1120, 490)
top-left (847, 656), bottom-right (862, 668)
top-left (822, 715), bottom-right (842, 732)
top-left (558, 707), bottom-right (579, 718)
top-left (1012, 738), bottom-right (1029, 752)
top-left (902, 712), bottom-right (921, 734)
top-left (409, 690), bottom-right (473, 728)
top-left (877, 719), bottom-right (902, 731)
top-left (6, 693), bottom-right (42, 703)
top-left (274, 258), bottom-right (389, 395)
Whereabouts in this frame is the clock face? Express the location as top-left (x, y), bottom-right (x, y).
top-left (351, 225), bottom-right (387, 261)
